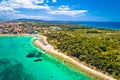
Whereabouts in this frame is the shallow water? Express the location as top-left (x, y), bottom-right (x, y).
top-left (0, 36), bottom-right (91, 80)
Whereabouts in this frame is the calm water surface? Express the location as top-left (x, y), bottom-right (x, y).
top-left (0, 36), bottom-right (91, 80)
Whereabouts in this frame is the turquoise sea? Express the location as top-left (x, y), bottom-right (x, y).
top-left (0, 36), bottom-right (91, 80)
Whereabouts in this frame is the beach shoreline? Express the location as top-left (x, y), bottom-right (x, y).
top-left (0, 34), bottom-right (117, 80)
top-left (0, 34), bottom-right (39, 37)
top-left (34, 35), bottom-right (117, 80)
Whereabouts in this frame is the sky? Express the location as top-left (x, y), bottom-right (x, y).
top-left (0, 0), bottom-right (120, 21)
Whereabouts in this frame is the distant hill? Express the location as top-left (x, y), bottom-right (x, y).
top-left (15, 18), bottom-right (46, 22)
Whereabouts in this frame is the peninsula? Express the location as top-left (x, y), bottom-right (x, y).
top-left (0, 21), bottom-right (120, 80)
top-left (34, 35), bottom-right (117, 80)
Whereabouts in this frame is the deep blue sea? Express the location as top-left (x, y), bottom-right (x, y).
top-left (51, 21), bottom-right (120, 30)
top-left (77, 21), bottom-right (120, 30)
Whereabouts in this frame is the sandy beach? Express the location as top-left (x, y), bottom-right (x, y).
top-left (34, 35), bottom-right (117, 80)
top-left (0, 34), bottom-right (117, 80)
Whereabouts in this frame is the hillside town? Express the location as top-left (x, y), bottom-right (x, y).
top-left (0, 21), bottom-right (61, 35)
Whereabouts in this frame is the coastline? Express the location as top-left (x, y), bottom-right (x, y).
top-left (0, 34), bottom-right (39, 37)
top-left (34, 35), bottom-right (117, 80)
top-left (0, 34), bottom-right (117, 80)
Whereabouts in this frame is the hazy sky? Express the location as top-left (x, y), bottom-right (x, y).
top-left (0, 0), bottom-right (120, 21)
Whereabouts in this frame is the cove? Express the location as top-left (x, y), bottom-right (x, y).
top-left (0, 36), bottom-right (91, 80)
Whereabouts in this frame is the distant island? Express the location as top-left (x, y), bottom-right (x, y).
top-left (0, 20), bottom-right (119, 80)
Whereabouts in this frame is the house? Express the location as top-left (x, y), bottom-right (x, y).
top-left (54, 27), bottom-right (61, 30)
top-left (34, 31), bottom-right (38, 34)
top-left (0, 29), bottom-right (4, 34)
top-left (2, 31), bottom-right (8, 34)
top-left (26, 30), bottom-right (34, 34)
top-left (13, 31), bottom-right (18, 34)
top-left (51, 26), bottom-right (61, 31)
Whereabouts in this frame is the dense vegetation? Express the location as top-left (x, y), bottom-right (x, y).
top-left (45, 24), bottom-right (120, 79)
